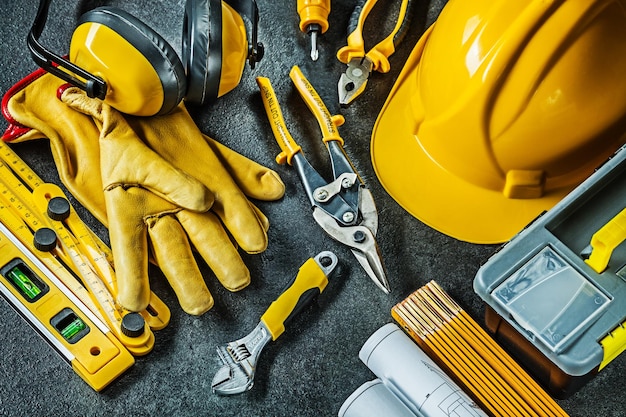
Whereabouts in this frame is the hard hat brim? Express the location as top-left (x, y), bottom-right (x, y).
top-left (370, 27), bottom-right (567, 245)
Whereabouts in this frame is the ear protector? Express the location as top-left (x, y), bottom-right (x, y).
top-left (28, 0), bottom-right (264, 116)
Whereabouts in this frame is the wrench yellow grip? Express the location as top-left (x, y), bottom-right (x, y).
top-left (289, 66), bottom-right (345, 146)
top-left (260, 257), bottom-right (329, 340)
top-left (256, 76), bottom-right (302, 166)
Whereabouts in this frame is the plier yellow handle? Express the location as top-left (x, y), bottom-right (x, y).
top-left (337, 0), bottom-right (413, 106)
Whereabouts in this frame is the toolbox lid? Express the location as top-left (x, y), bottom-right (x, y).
top-left (491, 246), bottom-right (611, 354)
top-left (474, 145), bottom-right (626, 377)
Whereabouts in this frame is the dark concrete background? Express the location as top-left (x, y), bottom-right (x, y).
top-left (0, 1), bottom-right (623, 416)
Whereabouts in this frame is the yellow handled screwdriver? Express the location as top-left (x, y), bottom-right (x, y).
top-left (297, 0), bottom-right (331, 61)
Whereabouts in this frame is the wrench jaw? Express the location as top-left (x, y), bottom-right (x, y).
top-left (211, 322), bottom-right (273, 395)
top-left (212, 346), bottom-right (255, 395)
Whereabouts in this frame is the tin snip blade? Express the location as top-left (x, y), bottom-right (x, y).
top-left (257, 66), bottom-right (390, 293)
top-left (211, 251), bottom-right (338, 395)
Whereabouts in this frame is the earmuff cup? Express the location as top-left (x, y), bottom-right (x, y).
top-left (75, 7), bottom-right (187, 115)
top-left (183, 0), bottom-right (223, 105)
top-left (29, 0), bottom-right (262, 116)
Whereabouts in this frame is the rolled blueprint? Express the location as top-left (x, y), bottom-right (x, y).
top-left (358, 323), bottom-right (487, 417)
top-left (338, 379), bottom-right (417, 417)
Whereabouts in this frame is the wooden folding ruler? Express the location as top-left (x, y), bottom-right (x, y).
top-left (0, 140), bottom-right (170, 391)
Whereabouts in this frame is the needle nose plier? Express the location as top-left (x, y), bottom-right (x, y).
top-left (256, 66), bottom-right (390, 294)
top-left (337, 0), bottom-right (413, 106)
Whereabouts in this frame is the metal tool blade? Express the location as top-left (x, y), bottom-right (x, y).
top-left (312, 208), bottom-right (389, 293)
top-left (211, 321), bottom-right (272, 395)
top-left (351, 246), bottom-right (389, 294)
top-left (338, 58), bottom-right (372, 106)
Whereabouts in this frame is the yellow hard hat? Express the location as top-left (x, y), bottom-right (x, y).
top-left (371, 0), bottom-right (626, 244)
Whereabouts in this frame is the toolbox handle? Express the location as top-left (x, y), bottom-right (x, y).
top-left (584, 208), bottom-right (626, 273)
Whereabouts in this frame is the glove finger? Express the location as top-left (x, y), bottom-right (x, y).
top-left (124, 104), bottom-right (284, 202)
top-left (101, 136), bottom-right (214, 212)
top-left (106, 188), bottom-right (152, 312)
top-left (177, 209), bottom-right (251, 292)
top-left (148, 214), bottom-right (214, 316)
top-left (211, 194), bottom-right (270, 254)
top-left (251, 201), bottom-right (270, 232)
top-left (203, 134), bottom-right (285, 201)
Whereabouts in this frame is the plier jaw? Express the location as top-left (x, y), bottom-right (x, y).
top-left (336, 0), bottom-right (413, 106)
top-left (338, 57), bottom-right (373, 107)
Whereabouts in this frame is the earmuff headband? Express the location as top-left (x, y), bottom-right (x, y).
top-left (28, 0), bottom-right (108, 100)
top-left (225, 0), bottom-right (264, 68)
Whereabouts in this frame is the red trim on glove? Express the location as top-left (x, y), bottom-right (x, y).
top-left (2, 67), bottom-right (49, 141)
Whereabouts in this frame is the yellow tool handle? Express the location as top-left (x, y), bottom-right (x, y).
top-left (585, 207), bottom-right (626, 273)
top-left (257, 76), bottom-right (302, 165)
top-left (336, 0), bottom-right (411, 73)
top-left (260, 256), bottom-right (329, 340)
top-left (297, 0), bottom-right (330, 33)
top-left (367, 0), bottom-right (410, 72)
top-left (289, 66), bottom-right (345, 146)
top-left (336, 0), bottom-right (375, 64)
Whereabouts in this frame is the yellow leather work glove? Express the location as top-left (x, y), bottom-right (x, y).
top-left (3, 70), bottom-right (285, 315)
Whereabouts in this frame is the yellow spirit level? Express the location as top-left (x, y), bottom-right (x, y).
top-left (0, 219), bottom-right (134, 392)
top-left (0, 140), bottom-right (170, 390)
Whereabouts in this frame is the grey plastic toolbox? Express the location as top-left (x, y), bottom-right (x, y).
top-left (474, 145), bottom-right (626, 399)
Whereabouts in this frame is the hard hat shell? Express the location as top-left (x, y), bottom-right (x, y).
top-left (371, 0), bottom-right (626, 244)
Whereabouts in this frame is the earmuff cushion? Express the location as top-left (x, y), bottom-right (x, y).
top-left (183, 0), bottom-right (223, 105)
top-left (78, 7), bottom-right (187, 115)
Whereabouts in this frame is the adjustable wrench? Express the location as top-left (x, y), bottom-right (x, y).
top-left (211, 251), bottom-right (338, 395)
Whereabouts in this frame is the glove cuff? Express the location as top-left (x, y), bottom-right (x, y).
top-left (2, 68), bottom-right (50, 141)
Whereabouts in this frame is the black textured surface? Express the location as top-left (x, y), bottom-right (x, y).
top-left (0, 1), bottom-right (623, 416)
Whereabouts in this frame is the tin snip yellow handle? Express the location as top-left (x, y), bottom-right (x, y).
top-left (256, 72), bottom-right (358, 224)
top-left (211, 251), bottom-right (338, 395)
